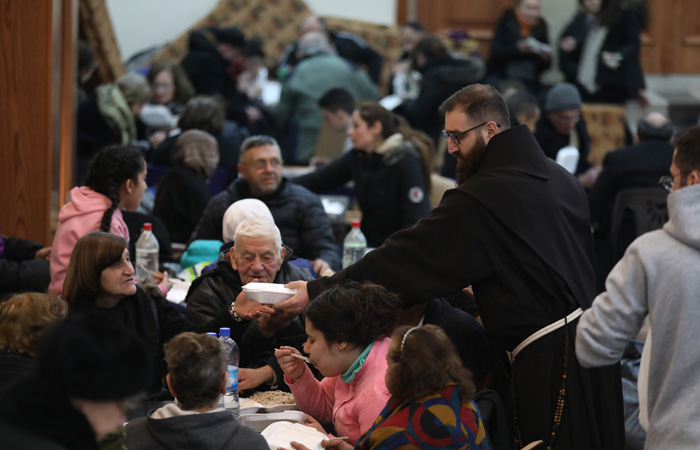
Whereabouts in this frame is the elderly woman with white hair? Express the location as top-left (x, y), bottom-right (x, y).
top-left (185, 217), bottom-right (315, 392)
top-left (221, 198), bottom-right (274, 244)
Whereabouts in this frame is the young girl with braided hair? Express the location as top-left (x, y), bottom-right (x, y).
top-left (49, 146), bottom-right (147, 296)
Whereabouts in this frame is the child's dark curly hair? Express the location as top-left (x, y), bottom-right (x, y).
top-left (84, 146), bottom-right (145, 232)
top-left (305, 281), bottom-right (400, 348)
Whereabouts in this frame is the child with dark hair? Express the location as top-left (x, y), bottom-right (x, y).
top-left (126, 332), bottom-right (268, 450)
top-left (274, 281), bottom-right (400, 445)
top-left (49, 146), bottom-right (147, 296)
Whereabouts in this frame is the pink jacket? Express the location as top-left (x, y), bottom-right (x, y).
top-left (287, 337), bottom-right (391, 445)
top-left (49, 186), bottom-right (129, 296)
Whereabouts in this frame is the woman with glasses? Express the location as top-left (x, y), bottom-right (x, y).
top-left (147, 60), bottom-right (196, 116)
top-left (294, 101), bottom-right (433, 248)
top-left (145, 60), bottom-right (197, 149)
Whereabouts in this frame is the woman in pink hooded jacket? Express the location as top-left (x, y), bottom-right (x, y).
top-left (275, 282), bottom-right (400, 445)
top-left (49, 146), bottom-right (147, 296)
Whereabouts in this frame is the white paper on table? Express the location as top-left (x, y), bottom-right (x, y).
top-left (166, 278), bottom-right (191, 304)
top-left (379, 94), bottom-right (402, 111)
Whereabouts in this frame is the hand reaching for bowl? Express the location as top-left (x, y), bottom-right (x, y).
top-left (233, 291), bottom-right (275, 321)
top-left (276, 281), bottom-right (310, 316)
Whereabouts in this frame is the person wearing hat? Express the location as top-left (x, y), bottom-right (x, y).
top-left (0, 312), bottom-right (151, 449)
top-left (534, 82), bottom-right (601, 188)
top-left (180, 26), bottom-right (263, 130)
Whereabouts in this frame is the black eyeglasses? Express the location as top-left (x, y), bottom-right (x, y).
top-left (441, 122), bottom-right (500, 146)
top-left (659, 173), bottom-right (683, 193)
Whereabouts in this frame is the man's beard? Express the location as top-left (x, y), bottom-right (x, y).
top-left (456, 135), bottom-right (488, 185)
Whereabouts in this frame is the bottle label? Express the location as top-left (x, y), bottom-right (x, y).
top-left (227, 365), bottom-right (238, 391)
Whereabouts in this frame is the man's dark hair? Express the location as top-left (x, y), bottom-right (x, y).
top-left (78, 41), bottom-right (95, 73)
top-left (411, 35), bottom-right (447, 63)
top-left (506, 90), bottom-right (540, 121)
top-left (239, 135), bottom-right (280, 162)
top-left (636, 113), bottom-right (674, 142)
top-left (318, 88), bottom-right (355, 115)
top-left (674, 125), bottom-right (700, 174)
top-left (440, 84), bottom-right (511, 129)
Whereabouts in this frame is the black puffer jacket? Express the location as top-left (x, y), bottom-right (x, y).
top-left (185, 255), bottom-right (313, 389)
top-left (190, 178), bottom-right (341, 269)
top-left (0, 236), bottom-right (50, 300)
top-left (294, 135), bottom-right (431, 248)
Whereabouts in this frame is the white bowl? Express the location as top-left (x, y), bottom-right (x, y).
top-left (239, 397), bottom-right (263, 415)
top-left (239, 410), bottom-right (307, 433)
top-left (242, 282), bottom-right (296, 304)
top-left (260, 420), bottom-right (326, 450)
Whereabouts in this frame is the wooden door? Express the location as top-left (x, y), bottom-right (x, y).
top-left (641, 0), bottom-right (700, 74)
top-left (400, 0), bottom-right (700, 75)
top-left (397, 0), bottom-right (512, 59)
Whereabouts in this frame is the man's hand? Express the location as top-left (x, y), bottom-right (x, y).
top-left (258, 308), bottom-right (296, 338)
top-left (148, 130), bottom-right (168, 149)
top-left (311, 259), bottom-right (332, 277)
top-left (274, 346), bottom-right (306, 382)
top-left (577, 166), bottom-right (602, 189)
top-left (238, 365), bottom-right (274, 393)
top-left (234, 291), bottom-right (275, 320)
top-left (559, 36), bottom-right (577, 52)
top-left (34, 247), bottom-right (51, 261)
top-left (276, 281), bottom-right (310, 316)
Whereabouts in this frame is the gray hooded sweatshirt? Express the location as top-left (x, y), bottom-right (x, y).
top-left (576, 183), bottom-right (700, 449)
top-left (125, 403), bottom-right (268, 450)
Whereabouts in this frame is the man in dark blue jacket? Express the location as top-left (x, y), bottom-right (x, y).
top-left (190, 136), bottom-right (340, 273)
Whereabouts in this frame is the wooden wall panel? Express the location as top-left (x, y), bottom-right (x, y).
top-left (0, 1), bottom-right (56, 244)
top-left (57, 0), bottom-right (78, 211)
top-left (0, 0), bottom-right (75, 244)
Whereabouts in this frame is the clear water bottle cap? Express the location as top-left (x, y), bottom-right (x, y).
top-left (206, 332), bottom-right (217, 337)
top-left (219, 327), bottom-right (231, 337)
top-left (143, 223), bottom-right (153, 231)
top-left (351, 220), bottom-right (361, 228)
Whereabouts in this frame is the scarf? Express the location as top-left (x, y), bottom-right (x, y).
top-left (355, 382), bottom-right (491, 450)
top-left (96, 84), bottom-right (136, 145)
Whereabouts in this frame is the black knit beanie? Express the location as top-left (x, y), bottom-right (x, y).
top-left (38, 312), bottom-right (151, 401)
top-left (214, 26), bottom-right (245, 48)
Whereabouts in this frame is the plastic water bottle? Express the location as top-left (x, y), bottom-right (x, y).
top-left (342, 220), bottom-right (367, 268)
top-left (219, 327), bottom-right (240, 418)
top-left (135, 223), bottom-right (159, 282)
